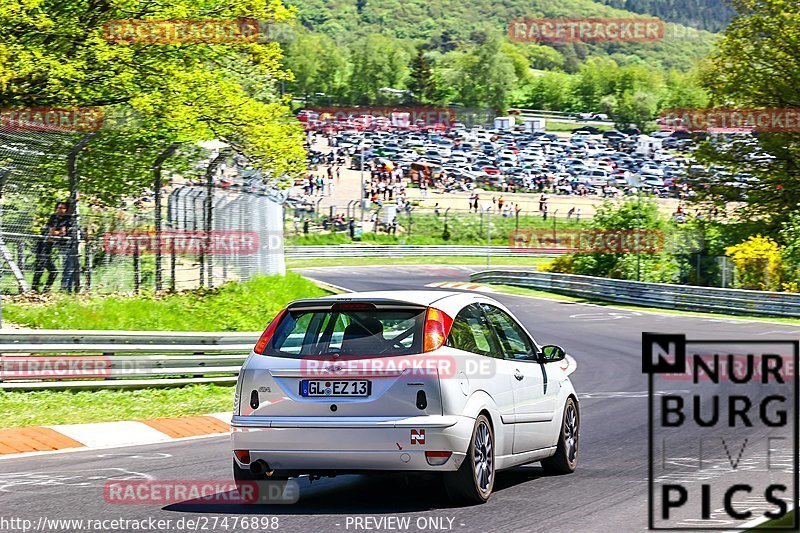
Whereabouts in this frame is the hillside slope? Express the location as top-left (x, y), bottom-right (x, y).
top-left (288, 0), bottom-right (717, 70)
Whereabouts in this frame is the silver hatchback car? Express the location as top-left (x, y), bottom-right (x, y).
top-left (231, 291), bottom-right (579, 503)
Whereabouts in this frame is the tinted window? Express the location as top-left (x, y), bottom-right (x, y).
top-left (266, 309), bottom-right (424, 357)
top-left (482, 304), bottom-right (536, 361)
top-left (446, 304), bottom-right (502, 358)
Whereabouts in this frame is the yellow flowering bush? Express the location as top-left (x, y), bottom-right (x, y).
top-left (725, 235), bottom-right (784, 291)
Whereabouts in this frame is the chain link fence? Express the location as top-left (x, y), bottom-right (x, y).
top-left (0, 124), bottom-right (286, 295)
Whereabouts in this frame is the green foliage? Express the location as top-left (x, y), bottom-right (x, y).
top-left (4, 273), bottom-right (327, 331)
top-left (694, 0), bottom-right (800, 227)
top-left (595, 0), bottom-right (734, 33)
top-left (548, 197), bottom-right (681, 282)
top-left (283, 0), bottom-right (716, 110)
top-left (0, 0), bottom-right (306, 204)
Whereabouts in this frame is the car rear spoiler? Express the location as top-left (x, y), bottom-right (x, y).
top-left (286, 298), bottom-right (429, 311)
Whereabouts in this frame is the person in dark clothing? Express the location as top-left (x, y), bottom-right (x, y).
top-left (31, 202), bottom-right (71, 292)
top-left (348, 218), bottom-right (355, 239)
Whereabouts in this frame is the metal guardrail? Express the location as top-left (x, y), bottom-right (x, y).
top-left (471, 270), bottom-right (800, 318)
top-left (0, 330), bottom-right (260, 390)
top-left (286, 245), bottom-right (560, 259)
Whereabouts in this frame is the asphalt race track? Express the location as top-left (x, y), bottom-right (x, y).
top-left (2, 265), bottom-right (798, 533)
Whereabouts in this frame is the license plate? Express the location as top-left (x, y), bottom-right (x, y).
top-left (300, 380), bottom-right (371, 397)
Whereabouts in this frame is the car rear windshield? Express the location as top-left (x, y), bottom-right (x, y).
top-left (264, 308), bottom-right (426, 358)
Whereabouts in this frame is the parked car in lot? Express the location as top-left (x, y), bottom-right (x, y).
top-left (232, 291), bottom-right (580, 504)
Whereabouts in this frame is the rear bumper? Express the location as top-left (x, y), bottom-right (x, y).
top-left (230, 415), bottom-right (474, 472)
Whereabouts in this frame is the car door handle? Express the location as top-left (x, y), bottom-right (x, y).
top-left (514, 370), bottom-right (524, 381)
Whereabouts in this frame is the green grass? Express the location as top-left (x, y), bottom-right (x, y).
top-left (750, 511), bottom-right (796, 530)
top-left (0, 384), bottom-right (235, 428)
top-left (4, 272), bottom-right (328, 331)
top-left (286, 214), bottom-right (585, 246)
top-left (545, 120), bottom-right (613, 133)
top-left (489, 284), bottom-right (800, 325)
top-left (287, 255), bottom-right (554, 268)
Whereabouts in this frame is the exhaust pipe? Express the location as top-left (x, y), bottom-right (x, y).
top-left (250, 459), bottom-right (270, 476)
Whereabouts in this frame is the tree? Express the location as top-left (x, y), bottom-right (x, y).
top-left (408, 49), bottom-right (436, 103)
top-left (441, 34), bottom-right (518, 113)
top-left (284, 31), bottom-right (348, 102)
top-left (347, 34), bottom-right (411, 104)
top-left (695, 0), bottom-right (800, 227)
top-left (0, 0), bottom-right (307, 204)
top-left (612, 90), bottom-right (659, 131)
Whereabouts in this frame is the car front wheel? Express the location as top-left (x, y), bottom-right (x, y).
top-left (444, 414), bottom-right (495, 504)
top-left (541, 397), bottom-right (579, 474)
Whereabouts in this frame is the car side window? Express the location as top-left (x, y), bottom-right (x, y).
top-left (481, 304), bottom-right (536, 361)
top-left (446, 304), bottom-right (503, 358)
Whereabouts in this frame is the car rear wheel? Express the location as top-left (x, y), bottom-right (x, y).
top-left (444, 414), bottom-right (494, 504)
top-left (541, 397), bottom-right (579, 474)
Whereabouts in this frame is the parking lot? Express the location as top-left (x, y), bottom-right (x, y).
top-left (304, 115), bottom-right (702, 207)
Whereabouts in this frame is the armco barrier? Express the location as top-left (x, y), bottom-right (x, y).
top-left (470, 270), bottom-right (800, 318)
top-left (0, 330), bottom-right (260, 390)
top-left (286, 245), bottom-right (560, 259)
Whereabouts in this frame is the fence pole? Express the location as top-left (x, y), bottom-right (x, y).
top-left (84, 234), bottom-right (92, 291)
top-left (170, 235), bottom-right (176, 292)
top-left (133, 237), bottom-right (140, 294)
top-left (66, 133), bottom-right (96, 293)
top-left (153, 143), bottom-right (179, 292)
top-left (0, 169), bottom-right (7, 325)
top-left (204, 151), bottom-right (230, 289)
top-left (486, 205), bottom-right (491, 268)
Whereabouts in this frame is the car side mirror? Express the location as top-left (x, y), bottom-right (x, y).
top-left (541, 345), bottom-right (566, 362)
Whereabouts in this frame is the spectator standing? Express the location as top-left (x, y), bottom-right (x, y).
top-left (31, 202), bottom-right (71, 292)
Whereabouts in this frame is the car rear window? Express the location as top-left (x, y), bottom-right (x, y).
top-left (264, 308), bottom-right (425, 358)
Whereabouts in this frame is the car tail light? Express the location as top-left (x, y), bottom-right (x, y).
top-left (234, 450), bottom-right (251, 464)
top-left (253, 308), bottom-right (288, 354)
top-left (423, 307), bottom-right (453, 352)
top-left (425, 451), bottom-right (452, 466)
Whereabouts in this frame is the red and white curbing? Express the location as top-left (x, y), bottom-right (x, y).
top-left (424, 281), bottom-right (497, 292)
top-left (0, 412), bottom-right (232, 458)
